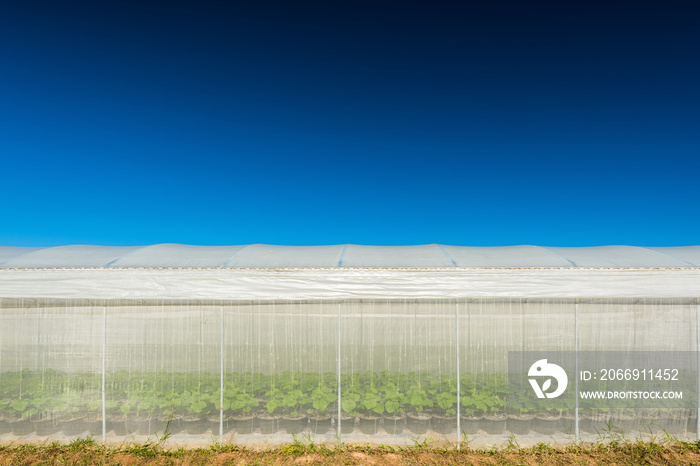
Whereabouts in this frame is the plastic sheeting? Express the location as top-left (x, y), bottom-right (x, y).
top-left (0, 298), bottom-right (697, 446)
top-left (1, 268), bottom-right (699, 299)
top-left (1, 245), bottom-right (699, 446)
top-left (1, 244), bottom-right (699, 268)
top-left (1, 244), bottom-right (699, 299)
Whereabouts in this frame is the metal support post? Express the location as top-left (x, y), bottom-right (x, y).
top-left (337, 302), bottom-right (342, 440)
top-left (102, 302), bottom-right (107, 443)
top-left (574, 300), bottom-right (580, 443)
top-left (456, 301), bottom-right (461, 449)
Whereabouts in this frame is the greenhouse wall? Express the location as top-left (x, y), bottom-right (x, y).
top-left (1, 297), bottom-right (698, 446)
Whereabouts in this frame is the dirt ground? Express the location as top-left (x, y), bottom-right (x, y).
top-left (1, 439), bottom-right (699, 465)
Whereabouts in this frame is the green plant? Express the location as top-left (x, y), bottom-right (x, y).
top-left (461, 391), bottom-right (505, 416)
top-left (227, 391), bottom-right (258, 417)
top-left (281, 389), bottom-right (307, 417)
top-left (507, 392), bottom-right (536, 415)
top-left (405, 382), bottom-right (433, 414)
top-left (308, 382), bottom-right (335, 417)
top-left (340, 389), bottom-right (360, 417)
top-left (178, 390), bottom-right (211, 418)
top-left (132, 391), bottom-right (158, 418)
top-left (505, 433), bottom-right (520, 450)
top-left (10, 399), bottom-right (35, 420)
top-left (119, 402), bottom-right (132, 417)
top-left (69, 436), bottom-right (96, 449)
top-left (381, 382), bottom-right (404, 415)
top-left (434, 391), bottom-right (457, 416)
top-left (359, 386), bottom-right (384, 417)
top-left (263, 387), bottom-right (284, 415)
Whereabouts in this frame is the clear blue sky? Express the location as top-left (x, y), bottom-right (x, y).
top-left (1, 1), bottom-right (698, 247)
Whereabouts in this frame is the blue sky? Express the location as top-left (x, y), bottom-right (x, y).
top-left (1, 1), bottom-right (698, 247)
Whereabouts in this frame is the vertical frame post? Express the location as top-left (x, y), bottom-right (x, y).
top-left (574, 300), bottom-right (580, 443)
top-left (456, 300), bottom-right (461, 449)
top-left (102, 300), bottom-right (107, 443)
top-left (220, 302), bottom-right (224, 442)
top-left (337, 302), bottom-right (342, 440)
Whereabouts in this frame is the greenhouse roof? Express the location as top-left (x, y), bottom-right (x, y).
top-left (0, 244), bottom-right (698, 268)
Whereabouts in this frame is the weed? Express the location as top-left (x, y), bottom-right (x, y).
top-left (120, 441), bottom-right (161, 458)
top-left (68, 436), bottom-right (96, 450)
top-left (281, 433), bottom-right (318, 455)
top-left (532, 442), bottom-right (556, 455)
top-left (662, 428), bottom-right (679, 444)
top-left (459, 431), bottom-right (471, 450)
top-left (678, 440), bottom-right (700, 454)
top-left (210, 443), bottom-right (240, 453)
top-left (209, 431), bottom-right (222, 450)
top-left (153, 424), bottom-right (172, 445)
top-left (561, 417), bottom-right (575, 440)
top-left (334, 429), bottom-right (342, 448)
top-left (409, 435), bottom-right (430, 449)
top-left (504, 433), bottom-right (520, 450)
top-left (1, 437), bottom-right (700, 465)
top-left (596, 419), bottom-right (627, 446)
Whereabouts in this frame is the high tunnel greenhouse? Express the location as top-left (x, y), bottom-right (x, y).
top-left (0, 244), bottom-right (699, 446)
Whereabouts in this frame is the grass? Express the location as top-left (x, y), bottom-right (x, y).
top-left (0, 438), bottom-right (698, 465)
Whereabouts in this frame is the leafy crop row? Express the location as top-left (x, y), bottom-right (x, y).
top-left (0, 368), bottom-right (623, 423)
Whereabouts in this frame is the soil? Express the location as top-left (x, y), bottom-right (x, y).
top-left (0, 440), bottom-right (699, 465)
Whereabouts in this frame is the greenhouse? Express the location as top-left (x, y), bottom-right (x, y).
top-left (0, 244), bottom-right (699, 446)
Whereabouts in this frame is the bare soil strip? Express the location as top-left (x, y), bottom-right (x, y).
top-left (1, 439), bottom-right (699, 465)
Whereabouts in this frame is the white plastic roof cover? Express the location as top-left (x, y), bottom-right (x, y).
top-left (1, 244), bottom-right (698, 300)
top-left (0, 244), bottom-right (698, 268)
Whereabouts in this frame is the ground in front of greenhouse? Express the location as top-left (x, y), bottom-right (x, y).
top-left (1, 438), bottom-right (700, 465)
